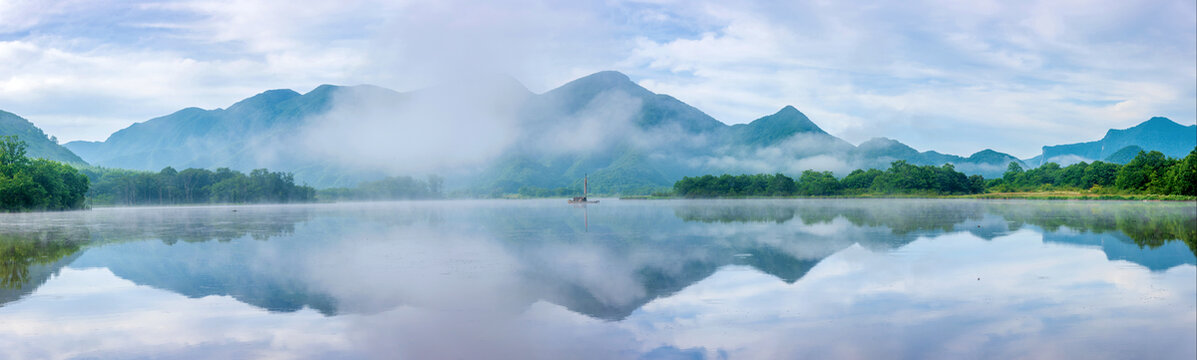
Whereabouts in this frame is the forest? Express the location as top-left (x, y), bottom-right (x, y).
top-left (2, 134), bottom-right (440, 209)
top-left (318, 175), bottom-right (444, 200)
top-left (79, 168), bottom-right (446, 205)
top-left (3, 132), bottom-right (1195, 210)
top-left (0, 136), bottom-right (89, 211)
top-left (988, 149), bottom-right (1197, 195)
top-left (675, 161), bottom-right (985, 197)
top-left (79, 166), bottom-right (316, 205)
top-left (674, 148), bottom-right (1197, 198)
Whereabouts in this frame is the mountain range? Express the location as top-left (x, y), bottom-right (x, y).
top-left (1024, 117), bottom-right (1196, 166)
top-left (1, 71), bottom-right (1193, 193)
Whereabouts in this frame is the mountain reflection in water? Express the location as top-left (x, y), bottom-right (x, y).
top-left (0, 200), bottom-right (1193, 359)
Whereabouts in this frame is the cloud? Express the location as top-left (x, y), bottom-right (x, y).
top-left (0, 0), bottom-right (50, 32)
top-left (292, 80), bottom-right (528, 176)
top-left (0, 31), bottom-right (367, 141)
top-left (3, 200), bottom-right (1192, 358)
top-left (623, 0), bottom-right (1197, 158)
top-left (0, 0), bottom-right (1192, 160)
top-left (0, 267), bottom-right (353, 359)
top-left (690, 132), bottom-right (860, 176)
top-left (1043, 154), bottom-right (1092, 166)
top-left (629, 230), bottom-right (1197, 359)
top-left (528, 90), bottom-right (647, 155)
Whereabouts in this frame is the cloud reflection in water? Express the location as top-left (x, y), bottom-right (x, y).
top-left (0, 199), bottom-right (1192, 359)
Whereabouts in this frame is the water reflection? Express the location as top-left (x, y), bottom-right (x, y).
top-left (0, 205), bottom-right (311, 308)
top-left (0, 231), bottom-right (84, 289)
top-left (0, 200), bottom-right (1192, 359)
top-left (675, 200), bottom-right (1196, 254)
top-left (0, 230), bottom-right (84, 308)
top-left (673, 199), bottom-right (1196, 270)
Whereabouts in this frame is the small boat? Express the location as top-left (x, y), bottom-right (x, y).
top-left (568, 175), bottom-right (599, 204)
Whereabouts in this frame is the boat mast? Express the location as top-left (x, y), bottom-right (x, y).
top-left (584, 174), bottom-right (588, 198)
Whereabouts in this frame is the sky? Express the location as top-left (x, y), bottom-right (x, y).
top-left (0, 0), bottom-right (1193, 158)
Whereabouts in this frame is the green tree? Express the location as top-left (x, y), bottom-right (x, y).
top-left (841, 169), bottom-right (882, 193)
top-left (1115, 151), bottom-right (1172, 192)
top-left (0, 135), bottom-right (31, 171)
top-left (1022, 162), bottom-right (1061, 189)
top-left (797, 170), bottom-right (841, 196)
top-left (82, 166), bottom-right (313, 205)
top-left (765, 173), bottom-right (797, 196)
top-left (1057, 162), bottom-right (1088, 188)
top-left (1163, 148), bottom-right (1197, 195)
top-left (0, 137), bottom-right (88, 211)
top-left (1082, 161), bottom-right (1118, 188)
top-left (1002, 161), bottom-right (1024, 188)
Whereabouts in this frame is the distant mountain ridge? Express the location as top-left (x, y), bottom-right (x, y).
top-left (56, 71), bottom-right (1032, 191)
top-left (1026, 117), bottom-right (1196, 166)
top-left (1103, 145), bottom-right (1145, 164)
top-left (66, 85), bottom-right (396, 187)
top-left (23, 70), bottom-right (1182, 193)
top-left (0, 110), bottom-right (87, 165)
top-left (729, 105), bottom-right (836, 148)
top-left (852, 137), bottom-right (1023, 174)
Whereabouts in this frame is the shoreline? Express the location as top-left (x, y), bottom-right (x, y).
top-left (620, 192), bottom-right (1197, 201)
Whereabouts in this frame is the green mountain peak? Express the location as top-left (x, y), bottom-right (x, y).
top-left (0, 109), bottom-right (88, 165)
top-left (227, 89), bottom-right (302, 113)
top-left (1037, 116), bottom-right (1196, 166)
top-left (966, 149), bottom-right (1018, 164)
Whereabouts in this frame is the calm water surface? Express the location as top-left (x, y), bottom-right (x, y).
top-left (0, 199), bottom-right (1194, 359)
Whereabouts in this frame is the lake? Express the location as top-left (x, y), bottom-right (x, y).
top-left (1, 199), bottom-right (1194, 359)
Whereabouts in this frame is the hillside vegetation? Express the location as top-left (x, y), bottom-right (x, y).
top-left (674, 148), bottom-right (1197, 198)
top-left (0, 136), bottom-right (89, 211)
top-left (79, 166), bottom-right (316, 206)
top-left (0, 110), bottom-right (86, 165)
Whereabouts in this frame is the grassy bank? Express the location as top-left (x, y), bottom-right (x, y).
top-left (960, 191), bottom-right (1196, 201)
top-left (621, 191), bottom-right (1197, 201)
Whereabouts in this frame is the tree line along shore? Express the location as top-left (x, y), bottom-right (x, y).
top-left (1, 134), bottom-right (1195, 212)
top-left (670, 147), bottom-right (1196, 199)
top-left (0, 137), bottom-right (444, 211)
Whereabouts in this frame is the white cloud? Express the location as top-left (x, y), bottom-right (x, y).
top-left (0, 267), bottom-right (352, 359)
top-left (629, 230), bottom-right (1197, 359)
top-left (0, 0), bottom-right (1191, 158)
top-left (624, 0), bottom-right (1197, 157)
top-left (0, 38), bottom-right (357, 141)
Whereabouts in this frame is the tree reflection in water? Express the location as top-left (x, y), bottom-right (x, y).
top-left (0, 200), bottom-right (1192, 318)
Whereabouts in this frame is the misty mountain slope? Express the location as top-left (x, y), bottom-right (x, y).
top-left (854, 137), bottom-right (920, 161)
top-left (475, 155), bottom-right (570, 195)
top-left (911, 151), bottom-right (964, 166)
top-left (64, 85), bottom-right (405, 185)
top-left (729, 106), bottom-right (843, 149)
top-left (0, 110), bottom-right (87, 165)
top-left (585, 151), bottom-right (675, 193)
top-left (523, 71), bottom-right (725, 135)
top-left (474, 71), bottom-right (734, 194)
top-left (1103, 145), bottom-right (1145, 164)
top-left (848, 137), bottom-right (1024, 178)
top-left (477, 74), bottom-right (873, 193)
top-left (64, 70), bottom-right (1142, 194)
top-left (966, 149), bottom-right (1021, 164)
top-left (854, 138), bottom-right (956, 166)
top-left (951, 149), bottom-right (1027, 178)
top-left (1031, 117), bottom-right (1196, 166)
top-left (61, 70), bottom-right (1033, 193)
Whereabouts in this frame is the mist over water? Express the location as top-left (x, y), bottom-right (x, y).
top-left (0, 199), bottom-right (1193, 359)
